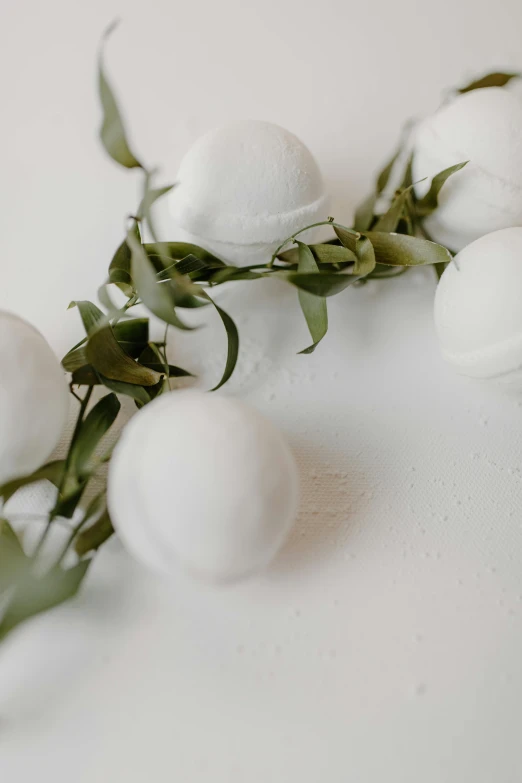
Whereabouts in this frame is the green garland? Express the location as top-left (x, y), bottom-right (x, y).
top-left (0, 22), bottom-right (517, 640)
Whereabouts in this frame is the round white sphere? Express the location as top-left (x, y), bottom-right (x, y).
top-left (435, 227), bottom-right (522, 386)
top-left (107, 391), bottom-right (300, 581)
top-left (168, 120), bottom-right (329, 265)
top-left (413, 87), bottom-right (522, 251)
top-left (0, 311), bottom-right (69, 485)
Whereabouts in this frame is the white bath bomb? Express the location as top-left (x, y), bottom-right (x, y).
top-left (168, 120), bottom-right (328, 265)
top-left (0, 311), bottom-right (69, 485)
top-left (435, 227), bottom-right (522, 385)
top-left (108, 391), bottom-right (300, 581)
top-left (413, 87), bottom-right (522, 251)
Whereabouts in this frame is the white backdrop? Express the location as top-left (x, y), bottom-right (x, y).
top-left (1, 0), bottom-right (522, 781)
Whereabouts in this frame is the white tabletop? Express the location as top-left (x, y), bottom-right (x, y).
top-left (2, 1), bottom-right (522, 781)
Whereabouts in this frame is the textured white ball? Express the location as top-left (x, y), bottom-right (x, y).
top-left (413, 87), bottom-right (522, 251)
top-left (435, 227), bottom-right (522, 385)
top-left (108, 391), bottom-right (300, 581)
top-left (0, 311), bottom-right (69, 485)
top-left (169, 120), bottom-right (328, 265)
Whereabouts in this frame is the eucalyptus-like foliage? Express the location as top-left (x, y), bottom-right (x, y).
top-left (0, 24), bottom-right (479, 641)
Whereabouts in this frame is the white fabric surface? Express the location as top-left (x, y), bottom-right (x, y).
top-left (1, 1), bottom-right (522, 781)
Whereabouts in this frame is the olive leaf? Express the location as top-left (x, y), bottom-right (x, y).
top-left (458, 71), bottom-right (520, 93)
top-left (0, 461), bottom-right (66, 505)
top-left (86, 322), bottom-right (162, 386)
top-left (373, 184), bottom-right (418, 233)
top-left (126, 227), bottom-right (196, 331)
top-left (415, 161), bottom-right (468, 216)
top-left (334, 226), bottom-right (376, 276)
top-left (138, 345), bottom-right (194, 377)
top-left (203, 293), bottom-right (239, 391)
top-left (68, 300), bottom-right (106, 335)
top-left (277, 270), bottom-right (359, 297)
top-left (295, 242), bottom-right (328, 354)
top-left (96, 374), bottom-right (153, 406)
top-left (68, 393), bottom-right (121, 479)
top-left (98, 21), bottom-right (142, 169)
top-left (64, 318), bottom-right (149, 375)
top-left (75, 508), bottom-right (114, 557)
top-left (0, 520), bottom-right (29, 594)
top-left (278, 243), bottom-right (356, 266)
top-left (353, 148), bottom-right (402, 231)
top-left (364, 232), bottom-right (452, 266)
top-left (144, 242), bottom-right (225, 267)
top-left (0, 561), bottom-right (91, 640)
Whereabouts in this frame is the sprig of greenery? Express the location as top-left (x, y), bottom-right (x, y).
top-left (0, 26), bottom-right (503, 640)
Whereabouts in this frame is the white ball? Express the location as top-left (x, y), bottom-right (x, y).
top-left (168, 120), bottom-right (329, 265)
top-left (435, 227), bottom-right (522, 386)
top-left (0, 311), bottom-right (69, 485)
top-left (107, 391), bottom-right (300, 581)
top-left (413, 87), bottom-right (522, 251)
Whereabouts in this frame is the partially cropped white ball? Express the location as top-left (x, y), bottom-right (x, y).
top-left (168, 120), bottom-right (328, 265)
top-left (435, 227), bottom-right (522, 386)
top-left (413, 87), bottom-right (522, 251)
top-left (108, 391), bottom-right (300, 581)
top-left (0, 311), bottom-right (69, 485)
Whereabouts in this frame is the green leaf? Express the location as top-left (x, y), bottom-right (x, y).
top-left (71, 365), bottom-right (100, 386)
top-left (353, 149), bottom-right (401, 232)
top-left (98, 21), bottom-right (142, 169)
top-left (0, 461), bottom-right (66, 504)
top-left (86, 323), bottom-right (162, 386)
top-left (295, 242), bottom-right (328, 354)
top-left (416, 162), bottom-right (468, 216)
top-left (458, 71), bottom-right (520, 93)
top-left (138, 185), bottom-right (175, 222)
top-left (96, 374), bottom-right (152, 406)
top-left (0, 561), bottom-right (91, 640)
top-left (75, 509), bottom-right (114, 557)
top-left (127, 228), bottom-right (195, 331)
top-left (353, 192), bottom-right (377, 232)
top-left (364, 232), bottom-right (453, 266)
top-left (69, 394), bottom-right (121, 479)
top-left (334, 226), bottom-right (376, 276)
top-left (277, 270), bottom-right (359, 297)
top-left (144, 242), bottom-right (225, 266)
top-left (138, 345), bottom-right (194, 377)
top-left (108, 234), bottom-right (135, 296)
top-left (62, 345), bottom-right (89, 373)
top-left (203, 293), bottom-right (239, 391)
top-left (69, 300), bottom-right (106, 335)
top-left (0, 520), bottom-right (29, 594)
top-left (373, 184), bottom-right (418, 233)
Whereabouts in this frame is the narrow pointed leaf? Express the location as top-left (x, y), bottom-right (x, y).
top-left (458, 71), bottom-right (520, 93)
top-left (97, 374), bottom-right (152, 405)
top-left (75, 509), bottom-right (114, 556)
top-left (0, 561), bottom-right (91, 640)
top-left (204, 293), bottom-right (239, 391)
top-left (127, 228), bottom-right (195, 331)
top-left (98, 22), bottom-right (142, 169)
top-left (334, 226), bottom-right (376, 276)
top-left (296, 242), bottom-right (328, 354)
top-left (69, 300), bottom-right (106, 335)
top-left (86, 321), bottom-right (162, 386)
top-left (69, 394), bottom-right (121, 479)
top-left (364, 232), bottom-right (453, 266)
top-left (416, 162), bottom-right (468, 216)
